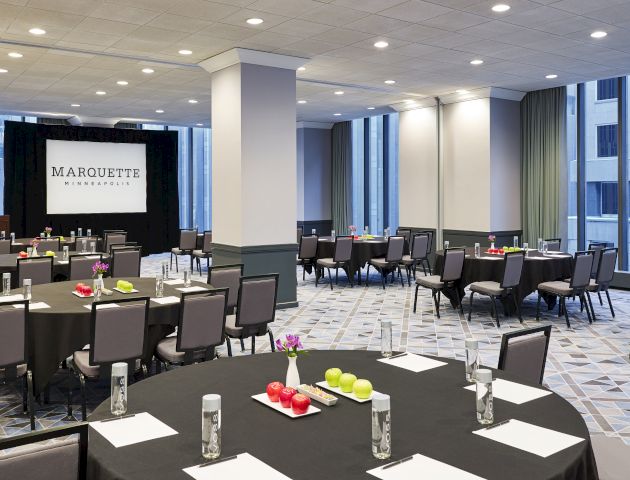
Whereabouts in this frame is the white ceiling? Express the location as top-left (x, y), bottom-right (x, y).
top-left (0, 0), bottom-right (630, 125)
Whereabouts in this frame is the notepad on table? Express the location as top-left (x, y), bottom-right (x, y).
top-left (473, 419), bottom-right (584, 458)
top-left (176, 286), bottom-right (207, 293)
top-left (183, 453), bottom-right (292, 480)
top-left (164, 279), bottom-right (185, 285)
top-left (0, 294), bottom-right (24, 302)
top-left (83, 303), bottom-right (120, 310)
top-left (463, 378), bottom-right (552, 405)
top-left (14, 302), bottom-right (50, 310)
top-left (377, 353), bottom-right (447, 373)
top-left (367, 453), bottom-right (486, 480)
top-left (151, 296), bottom-right (180, 305)
top-left (90, 412), bottom-right (178, 448)
top-left (57, 260), bottom-right (69, 264)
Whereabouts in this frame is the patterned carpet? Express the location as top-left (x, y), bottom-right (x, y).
top-left (1, 252), bottom-right (629, 448)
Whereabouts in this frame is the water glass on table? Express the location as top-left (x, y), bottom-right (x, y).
top-left (27, 247), bottom-right (32, 257)
top-left (184, 268), bottom-right (192, 287)
top-left (380, 320), bottom-right (392, 358)
top-left (2, 273), bottom-right (10, 296)
top-left (22, 278), bottom-right (31, 301)
top-left (443, 240), bottom-right (450, 250)
top-left (70, 230), bottom-right (75, 241)
top-left (476, 369), bottom-right (494, 425)
top-left (202, 394), bottom-right (221, 460)
top-left (10, 232), bottom-right (15, 243)
top-left (331, 229), bottom-right (336, 239)
top-left (537, 237), bottom-right (543, 251)
top-left (78, 228), bottom-right (83, 237)
top-left (372, 393), bottom-right (391, 459)
top-left (62, 245), bottom-right (69, 261)
top-left (523, 242), bottom-right (529, 257)
top-left (87, 229), bottom-right (92, 237)
top-left (90, 241), bottom-right (97, 254)
top-left (111, 362), bottom-right (128, 416)
top-left (155, 275), bottom-right (164, 298)
top-left (513, 236), bottom-right (518, 248)
top-left (474, 242), bottom-right (480, 258)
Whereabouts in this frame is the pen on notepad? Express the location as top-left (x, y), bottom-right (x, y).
top-left (101, 413), bottom-right (136, 423)
top-left (199, 455), bottom-right (238, 468)
top-left (388, 352), bottom-right (408, 359)
top-left (382, 455), bottom-right (414, 470)
top-left (485, 419), bottom-right (511, 430)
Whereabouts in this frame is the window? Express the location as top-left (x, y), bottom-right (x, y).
top-left (597, 78), bottom-right (618, 100)
top-left (597, 124), bottom-right (618, 157)
top-left (586, 182), bottom-right (601, 216)
top-left (602, 182), bottom-right (618, 215)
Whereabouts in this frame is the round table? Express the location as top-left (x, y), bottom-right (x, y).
top-left (316, 237), bottom-right (389, 283)
top-left (26, 277), bottom-right (210, 394)
top-left (10, 237), bottom-right (102, 254)
top-left (87, 350), bottom-right (597, 480)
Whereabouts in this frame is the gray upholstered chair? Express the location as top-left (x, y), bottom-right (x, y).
top-left (192, 231), bottom-right (213, 275)
top-left (225, 274), bottom-right (278, 356)
top-left (588, 242), bottom-right (607, 278)
top-left (590, 434), bottom-right (630, 480)
top-left (414, 247), bottom-right (465, 317)
top-left (155, 288), bottom-right (228, 370)
top-left (400, 233), bottom-right (430, 285)
top-left (0, 300), bottom-right (34, 430)
top-left (497, 325), bottom-right (551, 385)
top-left (0, 239), bottom-right (11, 254)
top-left (297, 234), bottom-right (318, 281)
top-left (74, 237), bottom-right (89, 253)
top-left (67, 297), bottom-right (149, 420)
top-left (366, 236), bottom-right (405, 289)
top-left (0, 421), bottom-right (88, 479)
top-left (104, 232), bottom-right (127, 255)
top-left (544, 238), bottom-right (562, 251)
top-left (37, 238), bottom-right (60, 252)
top-left (395, 228), bottom-right (411, 250)
top-left (296, 226), bottom-right (304, 244)
top-left (316, 235), bottom-right (353, 289)
top-left (207, 264), bottom-right (244, 314)
top-left (69, 254), bottom-right (102, 281)
top-left (586, 247), bottom-right (617, 320)
top-left (536, 251), bottom-right (594, 328)
top-left (468, 251), bottom-right (525, 327)
top-left (170, 228), bottom-right (197, 272)
top-left (17, 257), bottom-right (53, 286)
top-left (111, 247), bottom-right (141, 278)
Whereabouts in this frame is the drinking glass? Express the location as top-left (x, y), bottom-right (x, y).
top-left (93, 277), bottom-right (103, 301)
top-left (372, 393), bottom-right (391, 460)
top-left (202, 394), bottom-right (221, 460)
top-left (23, 279), bottom-right (31, 301)
top-left (70, 230), bottom-right (75, 241)
top-left (364, 226), bottom-right (369, 236)
top-left (380, 320), bottom-right (392, 358)
top-left (384, 227), bottom-right (390, 239)
top-left (476, 369), bottom-right (494, 425)
top-left (543, 241), bottom-right (549, 254)
top-left (537, 238), bottom-right (543, 251)
top-left (513, 236), bottom-right (518, 248)
top-left (474, 243), bottom-right (480, 258)
top-left (331, 229), bottom-right (336, 239)
top-left (90, 241), bottom-right (97, 254)
top-left (80, 239), bottom-right (87, 253)
top-left (311, 228), bottom-right (316, 235)
top-left (444, 240), bottom-right (450, 250)
top-left (155, 276), bottom-right (164, 298)
top-left (110, 363), bottom-right (127, 416)
top-left (86, 228), bottom-right (92, 237)
top-left (2, 273), bottom-right (10, 296)
top-left (161, 261), bottom-right (169, 280)
top-left (62, 245), bottom-right (69, 261)
top-left (0, 231), bottom-right (5, 239)
top-left (10, 232), bottom-right (15, 243)
top-left (78, 227), bottom-right (83, 237)
top-left (184, 268), bottom-right (192, 287)
top-left (27, 247), bottom-right (32, 257)
top-left (523, 242), bottom-right (529, 257)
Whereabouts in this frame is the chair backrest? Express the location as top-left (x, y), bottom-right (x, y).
top-left (545, 238), bottom-right (561, 251)
top-left (500, 251), bottom-right (525, 289)
top-left (395, 228), bottom-right (411, 245)
top-left (0, 422), bottom-right (88, 480)
top-left (0, 300), bottom-right (28, 369)
top-left (90, 297), bottom-right (149, 366)
top-left (38, 238), bottom-right (60, 252)
top-left (17, 257), bottom-right (53, 286)
top-left (111, 247), bottom-right (141, 278)
top-left (440, 248), bottom-right (465, 282)
top-left (296, 226), bottom-right (304, 244)
top-left (104, 232), bottom-right (127, 254)
top-left (418, 230), bottom-right (434, 253)
top-left (69, 254), bottom-right (103, 281)
top-left (596, 247), bottom-right (617, 286)
top-left (207, 264), bottom-right (244, 309)
top-left (410, 234), bottom-right (429, 260)
top-left (569, 251), bottom-right (594, 290)
top-left (0, 239), bottom-right (10, 254)
top-left (177, 289), bottom-right (228, 360)
top-left (235, 274), bottom-right (279, 335)
top-left (298, 235), bottom-right (318, 260)
top-left (588, 242), bottom-right (607, 277)
top-left (333, 236), bottom-right (353, 263)
top-left (179, 229), bottom-right (197, 250)
top-left (201, 231), bottom-right (213, 253)
top-left (385, 236), bottom-right (405, 263)
top-left (498, 325), bottom-right (551, 385)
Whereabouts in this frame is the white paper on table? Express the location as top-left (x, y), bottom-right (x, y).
top-left (377, 353), bottom-right (447, 373)
top-left (83, 303), bottom-right (120, 310)
top-left (473, 419), bottom-right (584, 458)
top-left (151, 296), bottom-right (180, 305)
top-left (0, 294), bottom-right (25, 302)
top-left (463, 379), bottom-right (552, 405)
top-left (183, 453), bottom-right (292, 480)
top-left (367, 453), bottom-right (486, 480)
top-left (90, 412), bottom-right (178, 448)
top-left (176, 286), bottom-right (207, 293)
top-left (164, 279), bottom-right (185, 285)
top-left (57, 260), bottom-right (69, 264)
top-left (14, 302), bottom-right (50, 310)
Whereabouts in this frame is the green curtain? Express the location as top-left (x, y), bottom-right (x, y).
top-left (331, 121), bottom-right (352, 233)
top-left (521, 87), bottom-right (566, 246)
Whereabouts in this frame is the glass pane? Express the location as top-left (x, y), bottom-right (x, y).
top-left (585, 79), bottom-right (618, 249)
top-left (387, 113), bottom-right (399, 233)
top-left (142, 124), bottom-right (165, 130)
top-left (369, 116), bottom-right (384, 234)
top-left (567, 84), bottom-right (577, 254)
top-left (168, 126), bottom-right (191, 228)
top-left (192, 127), bottom-right (211, 231)
top-left (351, 119), bottom-right (364, 231)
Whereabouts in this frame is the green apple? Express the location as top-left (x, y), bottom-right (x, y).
top-left (338, 373), bottom-right (357, 393)
top-left (352, 379), bottom-right (373, 399)
top-left (325, 368), bottom-right (342, 387)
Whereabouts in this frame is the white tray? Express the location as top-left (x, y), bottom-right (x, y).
top-left (251, 393), bottom-right (320, 418)
top-left (113, 287), bottom-right (139, 294)
top-left (296, 384), bottom-right (338, 406)
top-left (72, 290), bottom-right (94, 298)
top-left (315, 381), bottom-right (379, 403)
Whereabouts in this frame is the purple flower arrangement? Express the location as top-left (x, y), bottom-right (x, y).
top-left (488, 234), bottom-right (496, 243)
top-left (92, 261), bottom-right (109, 277)
top-left (44, 227), bottom-right (52, 234)
top-left (30, 237), bottom-right (40, 248)
top-left (275, 334), bottom-right (306, 358)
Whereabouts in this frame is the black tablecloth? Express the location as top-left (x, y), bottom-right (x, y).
top-left (87, 350), bottom-right (597, 480)
top-left (316, 237), bottom-right (388, 283)
top-left (10, 237), bottom-right (102, 254)
top-left (26, 277), bottom-right (210, 394)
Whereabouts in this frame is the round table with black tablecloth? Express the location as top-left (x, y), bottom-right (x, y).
top-left (316, 237), bottom-right (389, 284)
top-left (24, 277), bottom-right (211, 394)
top-left (86, 350), bottom-right (598, 480)
top-left (10, 237), bottom-right (103, 254)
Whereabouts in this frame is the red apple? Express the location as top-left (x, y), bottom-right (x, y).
top-left (266, 381), bottom-right (284, 402)
top-left (291, 393), bottom-right (311, 415)
top-left (279, 387), bottom-right (297, 408)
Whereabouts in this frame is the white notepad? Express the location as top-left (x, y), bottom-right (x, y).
top-left (176, 286), bottom-right (207, 293)
top-left (463, 379), bottom-right (552, 405)
top-left (14, 302), bottom-right (50, 310)
top-left (83, 303), bottom-right (120, 310)
top-left (151, 296), bottom-right (180, 305)
top-left (473, 419), bottom-right (584, 458)
top-left (90, 412), bottom-right (178, 448)
top-left (164, 279), bottom-right (185, 285)
top-left (0, 294), bottom-right (24, 302)
top-left (367, 453), bottom-right (486, 480)
top-left (57, 260), bottom-right (69, 264)
top-left (183, 453), bottom-right (292, 480)
top-left (378, 353), bottom-right (447, 373)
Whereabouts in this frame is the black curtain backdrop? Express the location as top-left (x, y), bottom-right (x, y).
top-left (3, 121), bottom-right (179, 255)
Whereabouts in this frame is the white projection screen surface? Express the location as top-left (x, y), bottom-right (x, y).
top-left (46, 140), bottom-right (147, 214)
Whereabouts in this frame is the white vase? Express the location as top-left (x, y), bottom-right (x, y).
top-left (31, 246), bottom-right (38, 257)
top-left (93, 273), bottom-right (103, 291)
top-left (285, 355), bottom-right (300, 388)
top-left (490, 242), bottom-right (495, 250)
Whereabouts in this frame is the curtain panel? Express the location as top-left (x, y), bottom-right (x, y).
top-left (331, 121), bottom-right (352, 233)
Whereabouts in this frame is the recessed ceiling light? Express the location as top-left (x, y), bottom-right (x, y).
top-left (367, 107), bottom-right (375, 110)
top-left (29, 28), bottom-right (46, 35)
top-left (591, 31), bottom-right (607, 39)
top-left (155, 109), bottom-right (164, 113)
top-left (297, 66), bottom-right (306, 72)
top-left (178, 49), bottom-right (192, 55)
top-left (456, 89), bottom-right (469, 94)
top-left (196, 123), bottom-right (203, 126)
top-left (71, 104), bottom-right (80, 107)
top-left (384, 80), bottom-right (396, 84)
top-left (0, 69), bottom-right (7, 73)
top-left (188, 99), bottom-right (198, 104)
top-left (8, 52), bottom-right (22, 58)
top-left (374, 40), bottom-right (389, 48)
top-left (545, 74), bottom-right (558, 79)
top-left (333, 113), bottom-right (342, 116)
top-left (334, 90), bottom-right (344, 95)
top-left (247, 18), bottom-right (263, 25)
top-left (297, 100), bottom-right (307, 104)
top-left (95, 91), bottom-right (106, 95)
top-left (405, 99), bottom-right (416, 104)
top-left (470, 59), bottom-right (484, 65)
top-left (491, 4), bottom-right (510, 13)
top-left (117, 80), bottom-right (128, 85)
top-left (142, 68), bottom-right (154, 74)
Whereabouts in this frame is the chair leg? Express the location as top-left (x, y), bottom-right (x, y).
top-left (433, 290), bottom-right (441, 318)
top-left (535, 293), bottom-right (542, 321)
top-left (491, 296), bottom-right (500, 327)
top-left (170, 252), bottom-right (173, 269)
top-left (413, 284), bottom-right (420, 313)
top-left (251, 336), bottom-right (256, 355)
top-left (586, 292), bottom-right (597, 322)
top-left (406, 266), bottom-right (411, 287)
top-left (315, 267), bottom-right (319, 287)
top-left (240, 338), bottom-right (245, 352)
top-left (598, 291), bottom-right (604, 305)
top-left (427, 259), bottom-right (432, 275)
top-left (27, 371), bottom-right (35, 430)
top-left (303, 263), bottom-right (306, 281)
top-left (335, 268), bottom-right (338, 284)
top-left (467, 291), bottom-right (474, 322)
top-left (174, 254), bottom-right (179, 273)
top-left (155, 357), bottom-right (162, 374)
top-left (327, 268), bottom-right (333, 291)
top-left (366, 265), bottom-right (371, 286)
top-left (562, 297), bottom-right (571, 328)
top-left (226, 337), bottom-right (233, 357)
top-left (22, 376), bottom-right (28, 412)
top-left (582, 294), bottom-right (593, 324)
top-left (268, 330), bottom-right (275, 352)
top-left (381, 269), bottom-right (387, 290)
top-left (421, 261), bottom-right (427, 276)
top-left (605, 290), bottom-right (615, 317)
top-left (79, 373), bottom-right (87, 421)
top-left (512, 293), bottom-right (523, 323)
top-left (142, 364), bottom-right (149, 379)
top-left (398, 266), bottom-right (404, 288)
